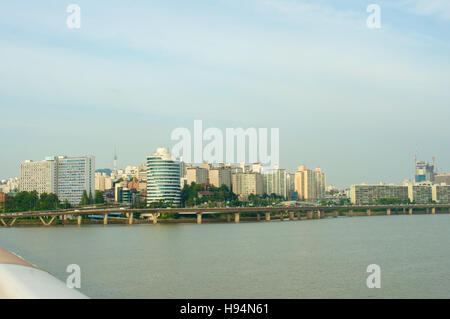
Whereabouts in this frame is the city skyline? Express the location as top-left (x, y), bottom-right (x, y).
top-left (2, 149), bottom-right (447, 189)
top-left (1, 1), bottom-right (450, 187)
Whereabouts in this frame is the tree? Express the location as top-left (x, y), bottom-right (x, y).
top-left (94, 191), bottom-right (105, 204)
top-left (80, 190), bottom-right (90, 206)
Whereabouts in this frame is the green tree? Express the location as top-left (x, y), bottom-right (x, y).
top-left (94, 191), bottom-right (105, 204)
top-left (80, 190), bottom-right (90, 206)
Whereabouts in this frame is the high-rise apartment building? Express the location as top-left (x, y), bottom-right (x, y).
top-left (208, 167), bottom-right (232, 189)
top-left (263, 168), bottom-right (287, 198)
top-left (294, 165), bottom-right (326, 202)
top-left (20, 155), bottom-right (95, 205)
top-left (95, 172), bottom-right (113, 191)
top-left (286, 173), bottom-right (296, 200)
top-left (20, 158), bottom-right (55, 195)
top-left (232, 172), bottom-right (263, 198)
top-left (186, 167), bottom-right (208, 185)
top-left (147, 147), bottom-right (181, 205)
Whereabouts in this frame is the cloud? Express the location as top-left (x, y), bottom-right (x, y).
top-left (399, 0), bottom-right (450, 20)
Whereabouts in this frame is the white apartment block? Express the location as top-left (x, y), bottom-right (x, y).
top-left (20, 159), bottom-right (55, 195)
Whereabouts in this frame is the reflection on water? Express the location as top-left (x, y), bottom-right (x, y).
top-left (1, 214), bottom-right (449, 298)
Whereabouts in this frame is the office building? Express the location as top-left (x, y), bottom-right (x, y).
top-left (54, 156), bottom-right (95, 205)
top-left (415, 160), bottom-right (435, 183)
top-left (147, 147), bottom-right (181, 205)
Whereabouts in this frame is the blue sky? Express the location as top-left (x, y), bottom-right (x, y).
top-left (1, 0), bottom-right (449, 187)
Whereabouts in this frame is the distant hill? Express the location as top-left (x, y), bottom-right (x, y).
top-left (95, 168), bottom-right (112, 176)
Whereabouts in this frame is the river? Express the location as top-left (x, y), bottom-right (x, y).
top-left (0, 214), bottom-right (449, 298)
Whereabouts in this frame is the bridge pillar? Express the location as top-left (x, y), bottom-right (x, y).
top-left (315, 211), bottom-right (321, 219)
top-left (39, 216), bottom-right (55, 226)
top-left (307, 211), bottom-right (313, 219)
top-left (103, 214), bottom-right (108, 225)
top-left (46, 216), bottom-right (56, 226)
top-left (426, 208), bottom-right (429, 214)
top-left (334, 211), bottom-right (339, 218)
top-left (0, 218), bottom-right (7, 227)
top-left (289, 212), bottom-right (294, 221)
top-left (257, 213), bottom-right (261, 222)
top-left (432, 207), bottom-right (436, 215)
top-left (152, 214), bottom-right (158, 224)
top-left (403, 208), bottom-right (406, 214)
top-left (265, 212), bottom-right (270, 222)
top-left (128, 213), bottom-right (134, 225)
top-left (234, 213), bottom-right (240, 223)
top-left (77, 215), bottom-right (82, 226)
top-left (387, 208), bottom-right (391, 216)
top-left (409, 208), bottom-right (413, 215)
top-left (279, 212), bottom-right (284, 221)
top-left (9, 218), bottom-right (17, 227)
top-left (227, 214), bottom-right (231, 223)
top-left (196, 213), bottom-right (202, 225)
top-left (296, 212), bottom-right (301, 220)
top-left (367, 209), bottom-right (371, 216)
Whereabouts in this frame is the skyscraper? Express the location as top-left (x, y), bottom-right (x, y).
top-left (294, 165), bottom-right (326, 202)
top-left (147, 147), bottom-right (181, 205)
top-left (415, 160), bottom-right (435, 183)
top-left (54, 156), bottom-right (95, 205)
top-left (263, 168), bottom-right (287, 198)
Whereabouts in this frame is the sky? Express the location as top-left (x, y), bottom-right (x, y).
top-left (0, 0), bottom-right (449, 188)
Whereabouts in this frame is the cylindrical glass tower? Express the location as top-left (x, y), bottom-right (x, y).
top-left (146, 147), bottom-right (181, 205)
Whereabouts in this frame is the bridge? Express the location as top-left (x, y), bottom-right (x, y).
top-left (1, 203), bottom-right (450, 227)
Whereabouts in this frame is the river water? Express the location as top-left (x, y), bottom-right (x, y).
top-left (1, 214), bottom-right (449, 298)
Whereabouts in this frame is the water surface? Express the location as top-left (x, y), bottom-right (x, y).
top-left (1, 214), bottom-right (449, 298)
